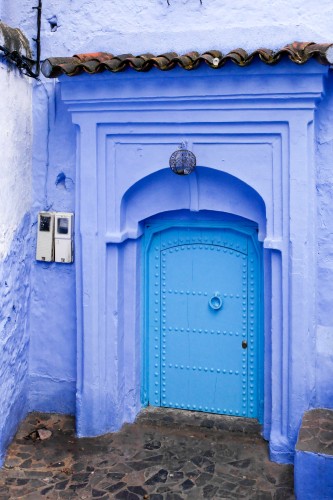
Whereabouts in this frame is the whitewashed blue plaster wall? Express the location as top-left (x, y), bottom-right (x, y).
top-left (314, 81), bottom-right (333, 409)
top-left (28, 82), bottom-right (77, 414)
top-left (1, 0), bottom-right (333, 466)
top-left (0, 59), bottom-right (32, 464)
top-left (3, 0), bottom-right (333, 57)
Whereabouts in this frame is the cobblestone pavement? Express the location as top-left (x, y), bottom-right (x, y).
top-left (0, 408), bottom-right (294, 499)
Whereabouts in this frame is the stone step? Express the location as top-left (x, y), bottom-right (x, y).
top-left (296, 408), bottom-right (333, 455)
top-left (135, 406), bottom-right (262, 436)
top-left (295, 409), bottom-right (333, 500)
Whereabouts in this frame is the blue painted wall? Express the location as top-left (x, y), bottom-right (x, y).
top-left (1, 0), bottom-right (330, 423)
top-left (295, 451), bottom-right (333, 499)
top-left (0, 213), bottom-right (32, 465)
top-left (315, 75), bottom-right (333, 409)
top-left (2, 0), bottom-right (333, 471)
top-left (0, 52), bottom-right (32, 466)
top-left (3, 0), bottom-right (333, 57)
top-left (28, 82), bottom-right (77, 414)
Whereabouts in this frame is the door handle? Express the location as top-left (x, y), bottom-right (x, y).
top-left (209, 292), bottom-right (223, 311)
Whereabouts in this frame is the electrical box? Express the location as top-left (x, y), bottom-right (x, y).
top-left (36, 212), bottom-right (55, 262)
top-left (54, 212), bottom-right (74, 263)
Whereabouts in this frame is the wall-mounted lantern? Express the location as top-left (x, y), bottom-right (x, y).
top-left (169, 142), bottom-right (196, 175)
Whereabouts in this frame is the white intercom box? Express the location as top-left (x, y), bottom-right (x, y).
top-left (54, 212), bottom-right (74, 263)
top-left (36, 212), bottom-right (55, 262)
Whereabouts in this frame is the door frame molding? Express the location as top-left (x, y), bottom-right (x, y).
top-left (142, 218), bottom-right (264, 422)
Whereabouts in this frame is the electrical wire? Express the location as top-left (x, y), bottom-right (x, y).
top-left (0, 0), bottom-right (42, 79)
top-left (0, 45), bottom-right (37, 78)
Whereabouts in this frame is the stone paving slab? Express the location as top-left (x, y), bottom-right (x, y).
top-left (0, 409), bottom-right (294, 499)
top-left (296, 408), bottom-right (333, 455)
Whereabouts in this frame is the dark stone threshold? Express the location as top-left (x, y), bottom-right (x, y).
top-left (136, 406), bottom-right (262, 436)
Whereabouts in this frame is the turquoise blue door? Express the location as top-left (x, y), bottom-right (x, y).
top-left (145, 223), bottom-right (262, 420)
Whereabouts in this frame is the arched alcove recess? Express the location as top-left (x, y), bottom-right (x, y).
top-left (121, 168), bottom-right (266, 241)
top-left (61, 61), bottom-right (328, 462)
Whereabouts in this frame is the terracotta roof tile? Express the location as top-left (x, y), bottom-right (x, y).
top-left (41, 42), bottom-right (333, 78)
